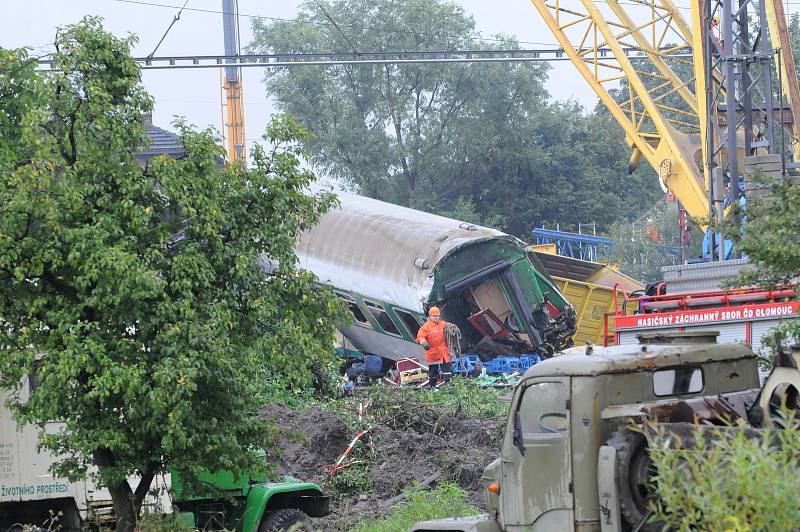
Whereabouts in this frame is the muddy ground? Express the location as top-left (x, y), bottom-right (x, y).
top-left (259, 391), bottom-right (506, 530)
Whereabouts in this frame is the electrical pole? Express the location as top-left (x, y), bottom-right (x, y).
top-left (222, 0), bottom-right (245, 163)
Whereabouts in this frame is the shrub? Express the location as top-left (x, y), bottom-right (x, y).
top-left (647, 420), bottom-right (800, 531)
top-left (355, 482), bottom-right (478, 532)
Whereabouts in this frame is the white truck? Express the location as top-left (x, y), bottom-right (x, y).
top-left (0, 381), bottom-right (169, 531)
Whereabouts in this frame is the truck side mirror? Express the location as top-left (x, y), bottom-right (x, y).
top-left (513, 412), bottom-right (525, 455)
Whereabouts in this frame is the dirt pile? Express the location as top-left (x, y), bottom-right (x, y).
top-left (260, 403), bottom-right (351, 481)
top-left (258, 387), bottom-right (507, 530)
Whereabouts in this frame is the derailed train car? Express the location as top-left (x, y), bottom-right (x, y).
top-left (295, 190), bottom-right (577, 364)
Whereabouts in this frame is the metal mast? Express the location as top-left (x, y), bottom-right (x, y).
top-left (698, 0), bottom-right (778, 258)
top-left (222, 0), bottom-right (245, 163)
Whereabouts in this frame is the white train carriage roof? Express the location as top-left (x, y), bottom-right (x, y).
top-left (295, 188), bottom-right (522, 312)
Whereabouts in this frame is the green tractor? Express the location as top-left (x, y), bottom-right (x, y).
top-left (171, 454), bottom-right (329, 532)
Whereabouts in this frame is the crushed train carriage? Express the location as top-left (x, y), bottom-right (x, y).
top-left (294, 190), bottom-right (577, 366)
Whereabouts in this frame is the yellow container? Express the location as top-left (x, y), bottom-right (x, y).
top-left (530, 250), bottom-right (642, 346)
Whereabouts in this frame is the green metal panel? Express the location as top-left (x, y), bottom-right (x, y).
top-left (385, 305), bottom-right (423, 342)
top-left (239, 481), bottom-right (324, 532)
top-left (429, 239), bottom-right (525, 302)
top-left (171, 452), bottom-right (269, 501)
top-left (429, 239), bottom-right (570, 314)
top-left (338, 287), bottom-right (424, 342)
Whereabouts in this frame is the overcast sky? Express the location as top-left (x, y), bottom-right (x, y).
top-left (6, 0), bottom-right (794, 152)
top-left (2, 0), bottom-right (612, 146)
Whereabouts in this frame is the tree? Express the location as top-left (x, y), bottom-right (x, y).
top-left (0, 19), bottom-right (341, 530)
top-left (249, 0), bottom-right (659, 238)
top-left (728, 176), bottom-right (800, 346)
top-left (788, 13), bottom-right (800, 78)
top-left (602, 199), bottom-right (687, 284)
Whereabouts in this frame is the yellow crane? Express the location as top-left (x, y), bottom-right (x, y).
top-left (766, 0), bottom-right (800, 162)
top-left (530, 0), bottom-right (706, 217)
top-left (221, 0), bottom-right (246, 163)
top-left (529, 0), bottom-right (796, 233)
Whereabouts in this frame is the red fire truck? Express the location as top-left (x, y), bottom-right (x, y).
top-left (604, 284), bottom-right (798, 353)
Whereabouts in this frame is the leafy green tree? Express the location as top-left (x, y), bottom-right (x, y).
top-left (249, 0), bottom-right (659, 238)
top-left (601, 198), bottom-right (704, 284)
top-left (728, 176), bottom-right (800, 347)
top-left (0, 19), bottom-right (340, 530)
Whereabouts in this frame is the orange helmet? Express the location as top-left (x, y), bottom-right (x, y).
top-left (428, 306), bottom-right (441, 317)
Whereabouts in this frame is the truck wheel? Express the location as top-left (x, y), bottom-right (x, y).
top-left (607, 427), bottom-right (659, 531)
top-left (259, 509), bottom-right (314, 532)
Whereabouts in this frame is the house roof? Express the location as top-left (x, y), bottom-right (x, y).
top-left (137, 114), bottom-right (185, 162)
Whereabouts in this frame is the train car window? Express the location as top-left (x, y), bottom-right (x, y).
top-left (394, 309), bottom-right (422, 337)
top-left (28, 360), bottom-right (42, 392)
top-left (365, 301), bottom-right (402, 336)
top-left (337, 295), bottom-right (371, 327)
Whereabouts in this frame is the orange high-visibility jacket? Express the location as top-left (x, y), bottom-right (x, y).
top-left (416, 319), bottom-right (450, 364)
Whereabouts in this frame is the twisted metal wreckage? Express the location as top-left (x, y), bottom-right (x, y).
top-left (292, 188), bottom-right (578, 372)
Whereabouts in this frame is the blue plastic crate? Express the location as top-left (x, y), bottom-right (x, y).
top-left (451, 354), bottom-right (481, 375)
top-left (484, 354), bottom-right (542, 375)
top-left (484, 356), bottom-right (517, 375)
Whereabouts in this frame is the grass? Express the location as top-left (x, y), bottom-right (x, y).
top-left (136, 512), bottom-right (195, 532)
top-left (354, 482), bottom-right (479, 532)
top-left (321, 376), bottom-right (509, 423)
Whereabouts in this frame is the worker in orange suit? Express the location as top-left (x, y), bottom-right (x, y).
top-left (416, 306), bottom-right (452, 386)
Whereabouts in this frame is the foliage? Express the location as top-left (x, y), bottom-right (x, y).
top-left (315, 378), bottom-right (507, 499)
top-left (327, 462), bottom-right (375, 495)
top-left (135, 512), bottom-right (194, 532)
top-left (355, 482), bottom-right (478, 532)
top-left (249, 0), bottom-right (660, 238)
top-left (727, 173), bottom-right (800, 345)
top-left (790, 14), bottom-right (800, 79)
top-left (647, 422), bottom-right (800, 531)
top-left (325, 377), bottom-right (509, 424)
top-left (601, 198), bottom-right (701, 284)
top-left (731, 176), bottom-right (800, 285)
top-left (0, 19), bottom-right (342, 529)
top-left (250, 346), bottom-right (346, 409)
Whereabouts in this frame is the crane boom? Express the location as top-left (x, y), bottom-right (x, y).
top-left (765, 0), bottom-right (800, 162)
top-left (529, 0), bottom-right (710, 221)
top-left (531, 0), bottom-right (797, 247)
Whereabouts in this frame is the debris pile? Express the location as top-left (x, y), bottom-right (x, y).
top-left (259, 384), bottom-right (507, 530)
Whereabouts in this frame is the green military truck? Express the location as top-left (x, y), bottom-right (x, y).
top-left (412, 331), bottom-right (800, 532)
top-left (171, 457), bottom-right (329, 531)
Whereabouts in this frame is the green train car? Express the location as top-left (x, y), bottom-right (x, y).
top-left (296, 190), bottom-right (577, 362)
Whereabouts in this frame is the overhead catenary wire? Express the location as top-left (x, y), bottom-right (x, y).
top-left (37, 46), bottom-right (693, 71)
top-left (106, 0), bottom-right (561, 47)
top-left (146, 0), bottom-right (190, 59)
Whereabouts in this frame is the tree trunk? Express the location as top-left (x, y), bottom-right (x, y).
top-left (93, 448), bottom-right (137, 532)
top-left (383, 65), bottom-right (416, 207)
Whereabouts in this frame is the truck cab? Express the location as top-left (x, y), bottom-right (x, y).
top-left (171, 455), bottom-right (329, 532)
top-left (413, 332), bottom-right (762, 532)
